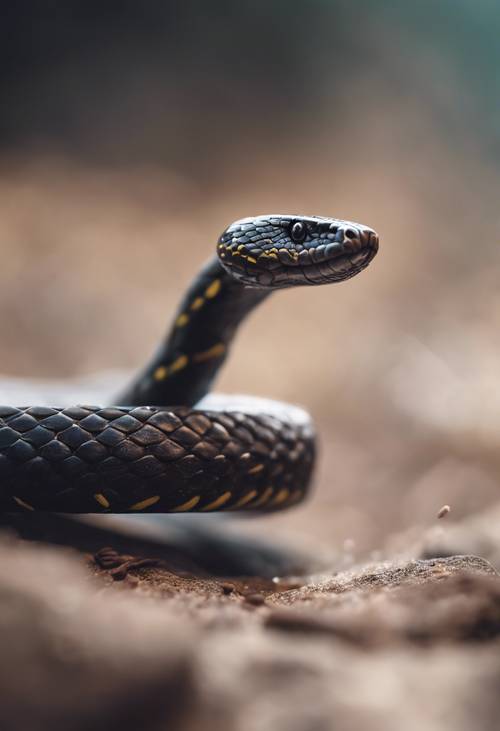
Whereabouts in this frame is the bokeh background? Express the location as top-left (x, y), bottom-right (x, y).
top-left (2, 1), bottom-right (500, 557)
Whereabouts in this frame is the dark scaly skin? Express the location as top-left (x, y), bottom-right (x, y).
top-left (0, 215), bottom-right (378, 514)
top-left (118, 258), bottom-right (268, 408)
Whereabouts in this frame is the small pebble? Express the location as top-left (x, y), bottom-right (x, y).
top-left (244, 593), bottom-right (266, 606)
top-left (271, 576), bottom-right (303, 590)
top-left (109, 566), bottom-right (128, 581)
top-left (95, 547), bottom-right (117, 558)
top-left (437, 504), bottom-right (451, 520)
top-left (220, 582), bottom-right (235, 595)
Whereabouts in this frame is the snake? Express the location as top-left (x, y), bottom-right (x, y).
top-left (0, 214), bottom-right (378, 514)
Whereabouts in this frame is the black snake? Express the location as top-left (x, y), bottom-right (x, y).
top-left (0, 215), bottom-right (378, 514)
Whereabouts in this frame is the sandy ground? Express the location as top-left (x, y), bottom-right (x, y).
top-left (0, 516), bottom-right (499, 731)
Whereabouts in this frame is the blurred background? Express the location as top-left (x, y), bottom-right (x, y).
top-left (1, 0), bottom-right (500, 557)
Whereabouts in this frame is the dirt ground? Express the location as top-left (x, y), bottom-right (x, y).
top-left (1, 149), bottom-right (500, 730)
top-left (0, 512), bottom-right (499, 731)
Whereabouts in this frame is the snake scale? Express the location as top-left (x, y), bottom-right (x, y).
top-left (0, 215), bottom-right (378, 514)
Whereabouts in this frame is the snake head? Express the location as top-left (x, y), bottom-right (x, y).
top-left (217, 214), bottom-right (378, 288)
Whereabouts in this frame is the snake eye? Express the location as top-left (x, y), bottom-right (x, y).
top-left (290, 221), bottom-right (307, 244)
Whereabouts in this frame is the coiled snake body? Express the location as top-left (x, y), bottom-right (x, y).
top-left (0, 215), bottom-right (378, 514)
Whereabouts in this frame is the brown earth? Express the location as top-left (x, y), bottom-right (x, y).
top-left (0, 510), bottom-right (499, 731)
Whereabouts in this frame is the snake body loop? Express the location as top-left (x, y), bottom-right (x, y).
top-left (0, 215), bottom-right (378, 514)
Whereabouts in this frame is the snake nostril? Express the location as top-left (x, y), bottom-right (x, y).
top-left (344, 228), bottom-right (357, 240)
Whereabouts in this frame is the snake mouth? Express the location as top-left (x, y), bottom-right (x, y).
top-left (318, 229), bottom-right (379, 283)
top-left (253, 228), bottom-right (379, 288)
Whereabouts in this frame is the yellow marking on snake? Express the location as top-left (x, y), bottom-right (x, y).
top-left (201, 491), bottom-right (232, 511)
top-left (172, 495), bottom-right (200, 512)
top-left (247, 256), bottom-right (257, 264)
top-left (269, 488), bottom-right (290, 506)
top-left (176, 313), bottom-right (190, 327)
top-left (130, 495), bottom-right (160, 511)
top-left (13, 496), bottom-right (34, 511)
top-left (193, 343), bottom-right (226, 363)
top-left (205, 279), bottom-right (221, 299)
top-left (279, 248), bottom-right (298, 262)
top-left (94, 493), bottom-right (110, 508)
top-left (248, 463), bottom-right (264, 475)
top-left (154, 354), bottom-right (188, 380)
top-left (154, 365), bottom-right (168, 381)
top-left (170, 354), bottom-right (189, 373)
top-left (259, 251), bottom-right (278, 260)
top-left (251, 486), bottom-right (273, 508)
top-left (231, 490), bottom-right (258, 509)
top-left (190, 296), bottom-right (205, 311)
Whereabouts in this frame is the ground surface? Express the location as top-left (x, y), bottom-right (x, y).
top-left (1, 502), bottom-right (499, 731)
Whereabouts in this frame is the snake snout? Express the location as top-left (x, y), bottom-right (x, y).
top-left (335, 223), bottom-right (378, 250)
top-left (323, 222), bottom-right (378, 281)
top-left (363, 227), bottom-right (379, 253)
top-left (333, 223), bottom-right (378, 258)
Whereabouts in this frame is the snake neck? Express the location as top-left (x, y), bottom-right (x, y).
top-left (118, 257), bottom-right (269, 407)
